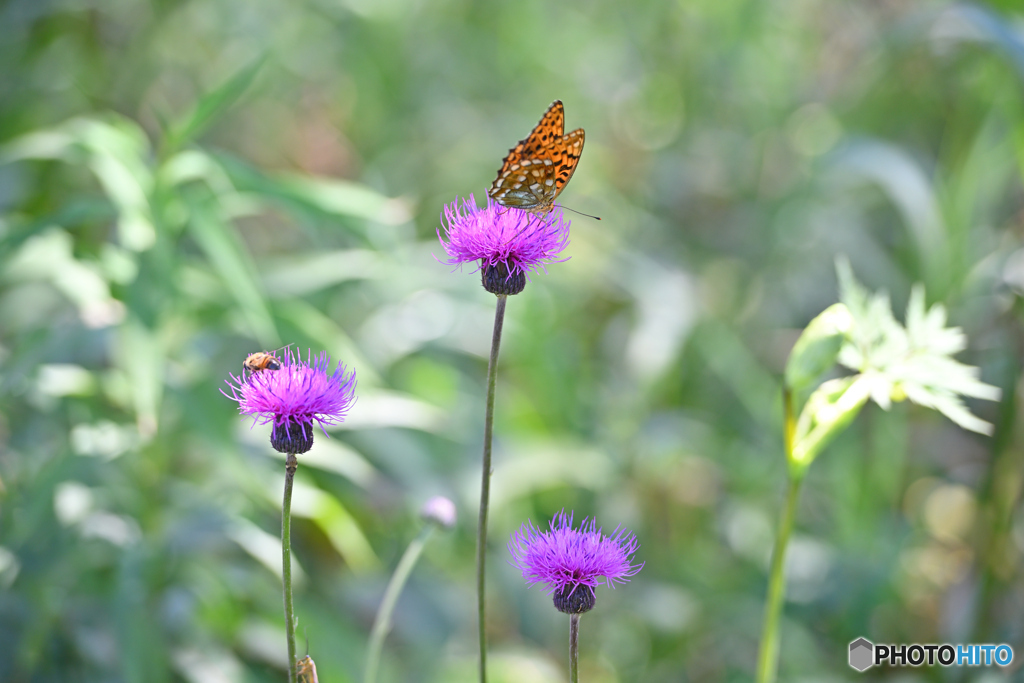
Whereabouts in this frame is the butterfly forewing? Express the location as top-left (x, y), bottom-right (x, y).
top-left (520, 100), bottom-right (564, 155)
top-left (489, 101), bottom-right (584, 214)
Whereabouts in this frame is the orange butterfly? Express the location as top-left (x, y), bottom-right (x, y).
top-left (488, 100), bottom-right (585, 214)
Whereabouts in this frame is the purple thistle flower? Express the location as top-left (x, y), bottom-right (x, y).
top-left (437, 194), bottom-right (570, 295)
top-left (223, 348), bottom-right (357, 454)
top-left (508, 510), bottom-right (643, 614)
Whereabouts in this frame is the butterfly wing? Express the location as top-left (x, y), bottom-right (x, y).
top-left (547, 128), bottom-right (584, 203)
top-left (490, 101), bottom-right (585, 213)
top-left (508, 100), bottom-right (564, 159)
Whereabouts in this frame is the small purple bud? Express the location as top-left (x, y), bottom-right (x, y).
top-left (420, 496), bottom-right (457, 529)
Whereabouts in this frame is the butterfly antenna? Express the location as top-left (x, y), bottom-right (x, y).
top-left (304, 627), bottom-right (309, 656)
top-left (559, 205), bottom-right (601, 220)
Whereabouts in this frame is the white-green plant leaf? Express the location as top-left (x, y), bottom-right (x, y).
top-left (784, 303), bottom-right (853, 392)
top-left (791, 375), bottom-right (872, 471)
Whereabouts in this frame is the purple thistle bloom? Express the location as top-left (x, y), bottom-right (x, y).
top-left (223, 348), bottom-right (357, 454)
top-left (509, 510), bottom-right (643, 614)
top-left (437, 194), bottom-right (570, 295)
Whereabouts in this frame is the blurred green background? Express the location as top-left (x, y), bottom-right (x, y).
top-left (2, 0), bottom-right (1023, 681)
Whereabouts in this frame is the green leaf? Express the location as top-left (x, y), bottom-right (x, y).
top-left (0, 129), bottom-right (78, 164)
top-left (185, 198), bottom-right (279, 347)
top-left (275, 298), bottom-right (383, 387)
top-left (266, 440), bottom-right (378, 489)
top-left (115, 318), bottom-right (165, 440)
top-left (784, 303), bottom-right (852, 392)
top-left (790, 375), bottom-right (871, 472)
top-left (217, 154), bottom-right (410, 227)
top-left (275, 173), bottom-right (412, 224)
top-left (697, 320), bottom-right (780, 427)
top-left (488, 440), bottom-right (616, 509)
top-left (228, 517), bottom-right (307, 584)
top-left (1, 117), bottom-right (157, 251)
top-left (0, 199), bottom-right (114, 262)
top-left (163, 57), bottom-right (266, 155)
top-left (289, 481), bottom-right (380, 573)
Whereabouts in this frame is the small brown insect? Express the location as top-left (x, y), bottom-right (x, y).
top-left (243, 351), bottom-right (282, 375)
top-left (296, 655), bottom-right (318, 683)
top-left (243, 344), bottom-right (294, 377)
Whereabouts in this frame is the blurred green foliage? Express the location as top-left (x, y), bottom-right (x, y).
top-left (1, 1), bottom-right (1024, 682)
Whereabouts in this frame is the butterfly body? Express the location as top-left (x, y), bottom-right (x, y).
top-left (489, 100), bottom-right (584, 214)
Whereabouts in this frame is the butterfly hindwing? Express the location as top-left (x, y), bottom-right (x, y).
top-left (489, 101), bottom-right (584, 214)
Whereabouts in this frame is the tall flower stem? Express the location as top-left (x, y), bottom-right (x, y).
top-left (569, 614), bottom-right (580, 683)
top-left (283, 453), bottom-right (298, 683)
top-left (364, 525), bottom-right (437, 683)
top-left (477, 294), bottom-right (508, 683)
top-left (755, 474), bottom-right (803, 683)
top-left (756, 390), bottom-right (803, 683)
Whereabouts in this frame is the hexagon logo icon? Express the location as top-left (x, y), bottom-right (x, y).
top-left (849, 637), bottom-right (874, 672)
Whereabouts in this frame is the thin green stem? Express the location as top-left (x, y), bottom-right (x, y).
top-left (756, 389), bottom-right (803, 683)
top-left (755, 476), bottom-right (803, 683)
top-left (364, 525), bottom-right (437, 683)
top-left (569, 614), bottom-right (580, 683)
top-left (283, 453), bottom-right (298, 683)
top-left (476, 294), bottom-right (507, 683)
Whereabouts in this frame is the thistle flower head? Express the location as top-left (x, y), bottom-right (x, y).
top-left (437, 194), bottom-right (570, 295)
top-left (223, 348), bottom-right (357, 454)
top-left (508, 510), bottom-right (643, 614)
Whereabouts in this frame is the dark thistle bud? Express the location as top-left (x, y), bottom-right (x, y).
top-left (271, 419), bottom-right (314, 454)
top-left (482, 261), bottom-right (526, 296)
top-left (553, 584), bottom-right (596, 614)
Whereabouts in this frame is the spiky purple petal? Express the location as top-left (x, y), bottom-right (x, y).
top-left (437, 194), bottom-right (570, 280)
top-left (508, 510), bottom-right (643, 597)
top-left (223, 348), bottom-right (357, 440)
